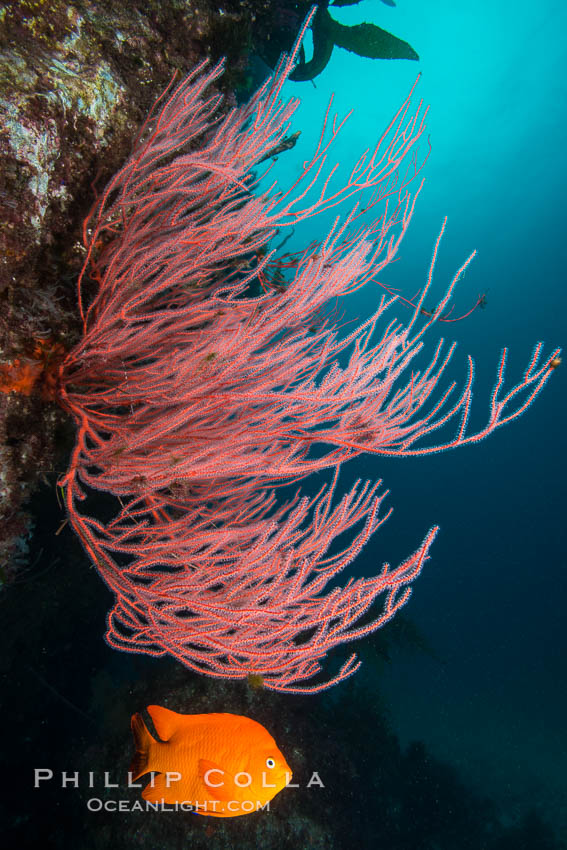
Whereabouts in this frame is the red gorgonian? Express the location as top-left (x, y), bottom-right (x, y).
top-left (56, 19), bottom-right (559, 692)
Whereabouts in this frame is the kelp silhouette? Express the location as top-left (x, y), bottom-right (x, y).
top-left (257, 1), bottom-right (418, 84)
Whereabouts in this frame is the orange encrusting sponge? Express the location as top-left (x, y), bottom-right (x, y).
top-left (0, 339), bottom-right (66, 400)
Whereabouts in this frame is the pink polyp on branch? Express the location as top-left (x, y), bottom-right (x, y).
top-left (57, 21), bottom-right (559, 692)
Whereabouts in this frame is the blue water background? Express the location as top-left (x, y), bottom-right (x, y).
top-left (270, 0), bottom-right (566, 825)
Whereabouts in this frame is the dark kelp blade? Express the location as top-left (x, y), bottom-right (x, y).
top-left (331, 19), bottom-right (418, 61)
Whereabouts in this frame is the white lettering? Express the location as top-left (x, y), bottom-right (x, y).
top-left (62, 772), bottom-right (79, 788)
top-left (104, 772), bottom-right (119, 789)
top-left (34, 769), bottom-right (53, 787)
top-left (286, 771), bottom-right (299, 788)
top-left (203, 768), bottom-right (224, 787)
top-left (307, 771), bottom-right (324, 788)
top-left (262, 771), bottom-right (276, 788)
top-left (126, 771), bottom-right (142, 789)
top-left (234, 771), bottom-right (252, 788)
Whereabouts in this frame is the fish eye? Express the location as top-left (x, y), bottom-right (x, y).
top-left (266, 757), bottom-right (276, 769)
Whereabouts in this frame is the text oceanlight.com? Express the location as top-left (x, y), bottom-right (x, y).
top-left (86, 798), bottom-right (272, 813)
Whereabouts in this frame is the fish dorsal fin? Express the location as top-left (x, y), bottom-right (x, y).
top-left (147, 705), bottom-right (184, 742)
top-left (130, 713), bottom-right (157, 779)
top-left (198, 758), bottom-right (235, 801)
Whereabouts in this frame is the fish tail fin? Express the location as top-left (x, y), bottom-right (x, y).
top-left (130, 712), bottom-right (156, 780)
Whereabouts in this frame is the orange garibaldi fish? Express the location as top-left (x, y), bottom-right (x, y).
top-left (130, 706), bottom-right (292, 817)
